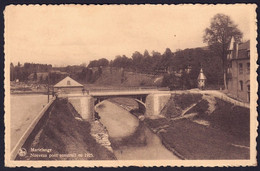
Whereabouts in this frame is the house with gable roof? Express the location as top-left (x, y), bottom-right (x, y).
top-left (54, 76), bottom-right (84, 94)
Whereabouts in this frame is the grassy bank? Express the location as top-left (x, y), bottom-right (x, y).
top-left (17, 98), bottom-right (116, 160)
top-left (158, 118), bottom-right (249, 159)
top-left (160, 93), bottom-right (202, 118)
top-left (145, 93), bottom-right (250, 159)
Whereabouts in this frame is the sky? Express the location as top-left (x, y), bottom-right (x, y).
top-left (4, 5), bottom-right (254, 66)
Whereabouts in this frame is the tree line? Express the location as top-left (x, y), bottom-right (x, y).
top-left (10, 62), bottom-right (52, 82)
top-left (86, 47), bottom-right (223, 89)
top-left (10, 14), bottom-right (243, 90)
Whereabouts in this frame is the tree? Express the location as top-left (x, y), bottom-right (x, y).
top-left (10, 63), bottom-right (14, 81)
top-left (98, 58), bottom-right (109, 67)
top-left (131, 51), bottom-right (143, 71)
top-left (203, 13), bottom-right (243, 89)
top-left (33, 72), bottom-right (37, 81)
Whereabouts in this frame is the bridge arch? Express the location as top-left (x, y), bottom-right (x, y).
top-left (134, 99), bottom-right (146, 114)
top-left (94, 96), bottom-right (147, 118)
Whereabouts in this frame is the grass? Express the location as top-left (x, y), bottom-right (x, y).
top-left (161, 93), bottom-right (202, 118)
top-left (17, 98), bottom-right (116, 160)
top-left (94, 69), bottom-right (157, 87)
top-left (145, 93), bottom-right (250, 159)
top-left (208, 98), bottom-right (250, 146)
top-left (144, 118), bottom-right (169, 131)
top-left (186, 99), bottom-right (209, 116)
top-left (172, 93), bottom-right (202, 110)
top-left (159, 118), bottom-right (249, 159)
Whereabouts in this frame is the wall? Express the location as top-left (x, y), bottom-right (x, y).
top-left (68, 95), bottom-right (94, 121)
top-left (145, 93), bottom-right (171, 116)
top-left (227, 59), bottom-right (250, 102)
top-left (54, 87), bottom-right (83, 94)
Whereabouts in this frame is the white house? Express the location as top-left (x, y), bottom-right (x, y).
top-left (54, 76), bottom-right (84, 94)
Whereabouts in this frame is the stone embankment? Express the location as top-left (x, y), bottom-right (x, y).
top-left (90, 121), bottom-right (114, 153)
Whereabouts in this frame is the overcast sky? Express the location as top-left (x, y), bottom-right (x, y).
top-left (5, 5), bottom-right (254, 66)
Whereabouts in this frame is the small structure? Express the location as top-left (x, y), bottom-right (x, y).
top-left (197, 68), bottom-right (206, 89)
top-left (54, 76), bottom-right (84, 94)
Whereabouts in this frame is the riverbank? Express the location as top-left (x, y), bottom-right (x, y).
top-left (16, 98), bottom-right (116, 160)
top-left (144, 94), bottom-right (250, 159)
top-left (110, 94), bottom-right (250, 159)
top-left (96, 100), bottom-right (179, 160)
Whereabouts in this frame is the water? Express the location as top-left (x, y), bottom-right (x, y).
top-left (10, 94), bottom-right (48, 150)
top-left (96, 100), bottom-right (179, 160)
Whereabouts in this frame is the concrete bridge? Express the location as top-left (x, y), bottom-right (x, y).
top-left (59, 89), bottom-right (172, 121)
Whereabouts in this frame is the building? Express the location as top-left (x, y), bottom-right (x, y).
top-left (197, 68), bottom-right (206, 89)
top-left (227, 37), bottom-right (250, 102)
top-left (54, 76), bottom-right (84, 94)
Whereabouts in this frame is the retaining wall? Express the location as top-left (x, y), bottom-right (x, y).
top-left (68, 95), bottom-right (95, 121)
top-left (145, 93), bottom-right (171, 116)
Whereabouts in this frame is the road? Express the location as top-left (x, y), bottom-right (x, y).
top-left (10, 94), bottom-right (48, 150)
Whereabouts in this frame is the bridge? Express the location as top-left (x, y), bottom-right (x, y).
top-left (11, 88), bottom-right (250, 159)
top-left (59, 89), bottom-right (172, 121)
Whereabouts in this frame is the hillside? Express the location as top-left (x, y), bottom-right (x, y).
top-left (145, 93), bottom-right (250, 159)
top-left (94, 67), bottom-right (163, 87)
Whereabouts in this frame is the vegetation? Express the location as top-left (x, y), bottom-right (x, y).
top-left (203, 13), bottom-right (243, 89)
top-left (10, 14), bottom-right (243, 90)
top-left (144, 93), bottom-right (250, 159)
top-left (17, 98), bottom-right (116, 160)
top-left (161, 94), bottom-right (202, 118)
top-left (159, 118), bottom-right (249, 159)
top-left (208, 98), bottom-right (250, 145)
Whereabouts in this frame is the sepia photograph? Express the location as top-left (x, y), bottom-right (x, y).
top-left (4, 4), bottom-right (257, 167)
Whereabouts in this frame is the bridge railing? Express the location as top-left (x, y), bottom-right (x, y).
top-left (89, 87), bottom-right (170, 92)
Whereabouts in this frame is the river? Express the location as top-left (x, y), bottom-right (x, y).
top-left (95, 100), bottom-right (179, 160)
top-left (10, 94), bottom-right (48, 150)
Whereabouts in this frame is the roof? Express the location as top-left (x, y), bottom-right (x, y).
top-left (198, 68), bottom-right (206, 80)
top-left (237, 40), bottom-right (250, 59)
top-left (54, 76), bottom-right (83, 88)
top-left (238, 40), bottom-right (250, 50)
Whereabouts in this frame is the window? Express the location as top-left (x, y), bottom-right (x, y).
top-left (247, 63), bottom-right (250, 74)
top-left (239, 63), bottom-right (243, 74)
top-left (239, 81), bottom-right (243, 91)
top-left (67, 80), bottom-right (71, 85)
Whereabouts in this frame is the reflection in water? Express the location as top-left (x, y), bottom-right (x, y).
top-left (114, 126), bottom-right (179, 160)
top-left (96, 100), bottom-right (179, 160)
